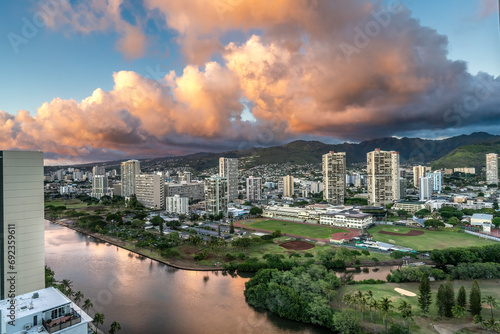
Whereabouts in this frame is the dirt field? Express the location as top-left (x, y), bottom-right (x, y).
top-left (378, 230), bottom-right (425, 236)
top-left (280, 240), bottom-right (315, 250)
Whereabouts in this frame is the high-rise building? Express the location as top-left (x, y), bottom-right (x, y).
top-left (92, 166), bottom-right (106, 176)
top-left (205, 176), bottom-right (228, 216)
top-left (219, 158), bottom-right (238, 202)
top-left (310, 181), bottom-right (323, 194)
top-left (1, 151), bottom-right (45, 299)
top-left (413, 165), bottom-right (431, 188)
top-left (121, 159), bottom-right (141, 197)
top-left (419, 176), bottom-right (433, 201)
top-left (399, 178), bottom-right (407, 199)
top-left (322, 151), bottom-right (346, 205)
top-left (165, 182), bottom-right (205, 201)
top-left (166, 195), bottom-right (189, 215)
top-left (135, 172), bottom-right (165, 210)
top-left (426, 171), bottom-right (442, 193)
top-left (486, 153), bottom-right (498, 185)
top-left (246, 176), bottom-right (262, 202)
top-left (91, 175), bottom-right (108, 199)
top-left (367, 149), bottom-right (400, 206)
top-left (283, 175), bottom-right (294, 198)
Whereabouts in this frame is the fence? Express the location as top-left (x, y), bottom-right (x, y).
top-left (464, 230), bottom-right (500, 242)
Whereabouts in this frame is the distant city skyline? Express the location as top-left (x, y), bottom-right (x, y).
top-left (0, 0), bottom-right (499, 165)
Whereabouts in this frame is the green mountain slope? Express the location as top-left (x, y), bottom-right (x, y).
top-left (431, 142), bottom-right (500, 170)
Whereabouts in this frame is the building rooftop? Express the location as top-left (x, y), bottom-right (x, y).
top-left (0, 287), bottom-right (68, 321)
top-left (471, 213), bottom-right (493, 220)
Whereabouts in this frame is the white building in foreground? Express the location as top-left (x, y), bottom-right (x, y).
top-left (0, 287), bottom-right (92, 334)
top-left (166, 195), bottom-right (189, 215)
top-left (319, 211), bottom-right (373, 229)
top-left (262, 205), bottom-right (373, 229)
top-left (1, 151), bottom-right (45, 299)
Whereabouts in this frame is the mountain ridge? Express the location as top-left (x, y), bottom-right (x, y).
top-left (46, 132), bottom-right (500, 172)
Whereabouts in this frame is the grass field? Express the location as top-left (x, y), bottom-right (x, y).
top-left (45, 199), bottom-right (89, 209)
top-left (338, 279), bottom-right (500, 334)
top-left (242, 219), bottom-right (347, 239)
top-left (368, 225), bottom-right (498, 251)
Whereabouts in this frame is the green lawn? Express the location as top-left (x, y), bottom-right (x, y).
top-left (368, 225), bottom-right (498, 251)
top-left (242, 219), bottom-right (347, 239)
top-left (338, 279), bottom-right (500, 334)
top-left (45, 199), bottom-right (89, 209)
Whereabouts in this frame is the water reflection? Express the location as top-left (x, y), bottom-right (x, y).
top-left (45, 221), bottom-right (330, 334)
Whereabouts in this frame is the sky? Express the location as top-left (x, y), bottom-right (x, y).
top-left (0, 0), bottom-right (499, 165)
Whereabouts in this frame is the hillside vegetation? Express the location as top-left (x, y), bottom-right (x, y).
top-left (431, 142), bottom-right (500, 170)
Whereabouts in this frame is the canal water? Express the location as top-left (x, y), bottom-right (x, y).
top-left (44, 221), bottom-right (332, 334)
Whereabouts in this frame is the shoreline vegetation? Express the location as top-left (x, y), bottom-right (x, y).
top-left (45, 196), bottom-right (500, 333)
top-left (51, 220), bottom-right (224, 271)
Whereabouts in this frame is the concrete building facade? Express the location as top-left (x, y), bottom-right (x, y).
top-left (486, 153), bottom-right (498, 185)
top-left (135, 173), bottom-right (165, 210)
top-left (426, 171), bottom-right (442, 193)
top-left (120, 160), bottom-right (140, 197)
top-left (413, 165), bottom-right (431, 188)
top-left (219, 158), bottom-right (238, 202)
top-left (322, 151), bottom-right (346, 205)
top-left (166, 195), bottom-right (189, 215)
top-left (419, 176), bottom-right (433, 201)
top-left (91, 175), bottom-right (108, 199)
top-left (283, 175), bottom-right (294, 198)
top-left (1, 151), bottom-right (45, 300)
top-left (205, 176), bottom-right (228, 216)
top-left (246, 176), bottom-right (262, 202)
top-left (367, 149), bottom-right (400, 206)
top-left (165, 182), bottom-right (204, 201)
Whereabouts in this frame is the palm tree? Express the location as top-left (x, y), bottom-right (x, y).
top-left (365, 290), bottom-right (375, 322)
top-left (483, 295), bottom-right (499, 320)
top-left (82, 299), bottom-right (93, 313)
top-left (452, 305), bottom-right (466, 324)
top-left (93, 313), bottom-right (105, 331)
top-left (355, 290), bottom-right (367, 320)
top-left (60, 279), bottom-right (73, 295)
top-left (369, 298), bottom-right (379, 323)
top-left (378, 297), bottom-right (393, 333)
top-left (65, 287), bottom-right (74, 299)
top-left (74, 291), bottom-right (84, 305)
top-left (109, 321), bottom-right (122, 334)
top-left (342, 293), bottom-right (353, 309)
top-left (398, 300), bottom-right (412, 330)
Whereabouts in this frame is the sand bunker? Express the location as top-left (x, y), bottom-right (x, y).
top-left (395, 288), bottom-right (417, 297)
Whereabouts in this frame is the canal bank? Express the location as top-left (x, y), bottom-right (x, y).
top-left (51, 220), bottom-right (224, 271)
top-left (45, 220), bottom-right (331, 334)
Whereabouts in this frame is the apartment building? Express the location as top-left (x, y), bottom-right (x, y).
top-left (322, 151), bottom-right (346, 205)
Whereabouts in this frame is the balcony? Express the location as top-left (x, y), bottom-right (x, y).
top-left (42, 309), bottom-right (82, 333)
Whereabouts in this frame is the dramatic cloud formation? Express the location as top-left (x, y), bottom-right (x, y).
top-left (4, 0), bottom-right (500, 163)
top-left (45, 0), bottom-right (147, 58)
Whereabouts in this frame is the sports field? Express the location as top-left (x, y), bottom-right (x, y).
top-left (241, 219), bottom-right (346, 239)
top-left (369, 225), bottom-right (498, 251)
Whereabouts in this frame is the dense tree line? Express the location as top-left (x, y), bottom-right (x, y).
top-left (430, 244), bottom-right (500, 266)
top-left (244, 265), bottom-right (342, 330)
top-left (387, 262), bottom-right (500, 283)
